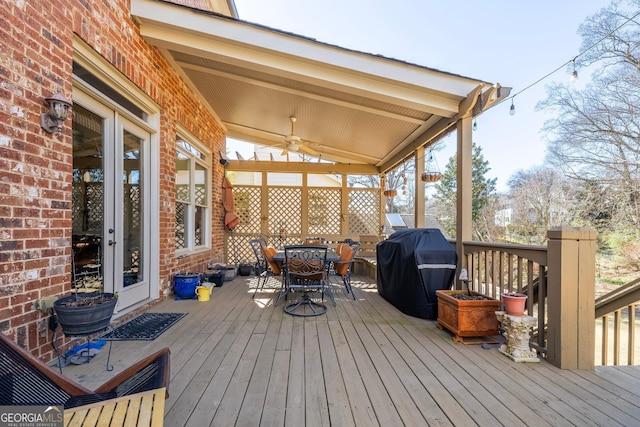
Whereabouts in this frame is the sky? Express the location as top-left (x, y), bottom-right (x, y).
top-left (230, 0), bottom-right (612, 191)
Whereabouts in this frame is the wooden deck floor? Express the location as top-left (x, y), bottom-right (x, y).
top-left (62, 275), bottom-right (640, 426)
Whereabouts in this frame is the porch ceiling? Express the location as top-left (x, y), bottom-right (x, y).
top-left (131, 0), bottom-right (509, 173)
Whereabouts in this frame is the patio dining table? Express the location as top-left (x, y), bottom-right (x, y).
top-left (272, 247), bottom-right (340, 263)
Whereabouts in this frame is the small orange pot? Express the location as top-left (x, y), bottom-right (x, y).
top-left (502, 292), bottom-right (527, 316)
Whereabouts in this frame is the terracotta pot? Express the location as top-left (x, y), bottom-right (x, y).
top-left (436, 290), bottom-right (501, 342)
top-left (502, 292), bottom-right (528, 316)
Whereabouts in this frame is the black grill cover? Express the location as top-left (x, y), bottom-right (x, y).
top-left (376, 228), bottom-right (457, 319)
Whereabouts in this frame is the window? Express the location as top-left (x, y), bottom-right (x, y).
top-left (175, 134), bottom-right (210, 253)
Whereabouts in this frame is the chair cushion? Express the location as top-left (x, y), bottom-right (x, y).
top-left (335, 243), bottom-right (354, 276)
top-left (264, 246), bottom-right (282, 275)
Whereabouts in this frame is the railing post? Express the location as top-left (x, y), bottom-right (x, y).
top-left (546, 226), bottom-right (596, 369)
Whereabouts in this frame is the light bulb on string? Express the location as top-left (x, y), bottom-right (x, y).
top-left (472, 119), bottom-right (477, 131)
top-left (571, 58), bottom-right (578, 81)
top-left (509, 98), bottom-right (515, 116)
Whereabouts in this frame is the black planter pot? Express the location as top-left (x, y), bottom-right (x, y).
top-left (54, 293), bottom-right (117, 336)
top-left (238, 264), bottom-right (252, 276)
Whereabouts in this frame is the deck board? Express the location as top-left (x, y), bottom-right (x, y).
top-left (60, 275), bottom-right (640, 426)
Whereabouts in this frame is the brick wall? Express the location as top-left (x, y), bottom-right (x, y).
top-left (0, 0), bottom-right (227, 360)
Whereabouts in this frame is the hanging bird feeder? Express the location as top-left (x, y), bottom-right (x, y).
top-left (421, 149), bottom-right (442, 183)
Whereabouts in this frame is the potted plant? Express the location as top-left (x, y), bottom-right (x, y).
top-left (501, 292), bottom-right (528, 316)
top-left (436, 289), bottom-right (502, 342)
top-left (54, 280), bottom-right (118, 336)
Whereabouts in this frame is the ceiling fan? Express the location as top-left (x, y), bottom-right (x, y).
top-left (280, 116), bottom-right (319, 156)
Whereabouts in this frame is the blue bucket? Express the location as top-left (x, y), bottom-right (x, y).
top-left (174, 273), bottom-right (200, 300)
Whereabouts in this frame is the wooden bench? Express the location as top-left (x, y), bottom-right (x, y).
top-left (64, 387), bottom-right (165, 427)
top-left (351, 234), bottom-right (383, 280)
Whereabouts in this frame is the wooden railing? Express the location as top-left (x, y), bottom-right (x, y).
top-left (595, 278), bottom-right (640, 365)
top-left (462, 239), bottom-right (640, 366)
top-left (460, 241), bottom-right (549, 356)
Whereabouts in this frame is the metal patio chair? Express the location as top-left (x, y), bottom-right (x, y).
top-left (249, 237), bottom-right (268, 297)
top-left (0, 332), bottom-right (170, 409)
top-left (332, 241), bottom-right (361, 299)
top-left (256, 240), bottom-right (284, 299)
top-left (281, 245), bottom-right (330, 316)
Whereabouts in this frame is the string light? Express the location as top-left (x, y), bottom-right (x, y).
top-left (501, 9), bottom-right (640, 114)
top-left (383, 9), bottom-right (640, 174)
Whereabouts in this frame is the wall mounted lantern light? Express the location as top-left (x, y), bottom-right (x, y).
top-left (40, 90), bottom-right (72, 134)
top-left (218, 151), bottom-right (229, 166)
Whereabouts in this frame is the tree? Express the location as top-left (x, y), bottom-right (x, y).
top-left (575, 1), bottom-right (640, 72)
top-left (349, 160), bottom-right (416, 213)
top-left (434, 143), bottom-right (497, 240)
top-left (539, 0), bottom-right (640, 231)
top-left (507, 167), bottom-right (577, 244)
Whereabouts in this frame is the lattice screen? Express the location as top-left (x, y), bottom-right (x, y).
top-left (176, 184), bottom-right (189, 202)
top-left (348, 189), bottom-right (380, 235)
top-left (125, 184), bottom-right (140, 269)
top-left (225, 183), bottom-right (381, 264)
top-left (269, 187), bottom-right (302, 237)
top-left (72, 182), bottom-right (84, 233)
top-left (225, 186), bottom-right (263, 264)
top-left (195, 185), bottom-right (206, 204)
top-left (175, 202), bottom-right (185, 250)
top-left (308, 188), bottom-right (341, 234)
top-left (85, 183), bottom-right (103, 233)
top-left (125, 184), bottom-right (140, 232)
top-left (227, 233), bottom-right (255, 265)
top-left (233, 186), bottom-right (262, 234)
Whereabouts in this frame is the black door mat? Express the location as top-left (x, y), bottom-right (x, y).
top-left (97, 312), bottom-right (187, 341)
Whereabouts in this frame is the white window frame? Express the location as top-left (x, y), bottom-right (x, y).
top-left (175, 127), bottom-right (211, 256)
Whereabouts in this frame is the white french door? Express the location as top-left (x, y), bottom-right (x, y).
top-left (72, 90), bottom-right (151, 311)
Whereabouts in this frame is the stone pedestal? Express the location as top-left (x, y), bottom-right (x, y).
top-left (495, 311), bottom-right (540, 363)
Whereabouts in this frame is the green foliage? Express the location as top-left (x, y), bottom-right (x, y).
top-left (433, 143), bottom-right (496, 239)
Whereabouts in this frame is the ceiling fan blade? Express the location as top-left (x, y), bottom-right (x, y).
top-left (299, 144), bottom-right (319, 156)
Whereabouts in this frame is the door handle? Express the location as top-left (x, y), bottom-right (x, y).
top-left (108, 240), bottom-right (116, 246)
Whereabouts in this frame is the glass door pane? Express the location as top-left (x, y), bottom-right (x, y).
top-left (72, 105), bottom-right (105, 292)
top-left (122, 130), bottom-right (143, 287)
top-left (114, 118), bottom-right (150, 307)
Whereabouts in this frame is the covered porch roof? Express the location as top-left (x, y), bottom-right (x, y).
top-left (132, 0), bottom-right (510, 174)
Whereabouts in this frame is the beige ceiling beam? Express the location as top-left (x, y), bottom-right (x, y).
top-left (224, 124), bottom-right (383, 165)
top-left (377, 114), bottom-right (441, 167)
top-left (378, 116), bottom-right (456, 173)
top-left (226, 160), bottom-right (379, 175)
top-left (456, 85), bottom-right (485, 120)
top-left (473, 84), bottom-right (512, 115)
